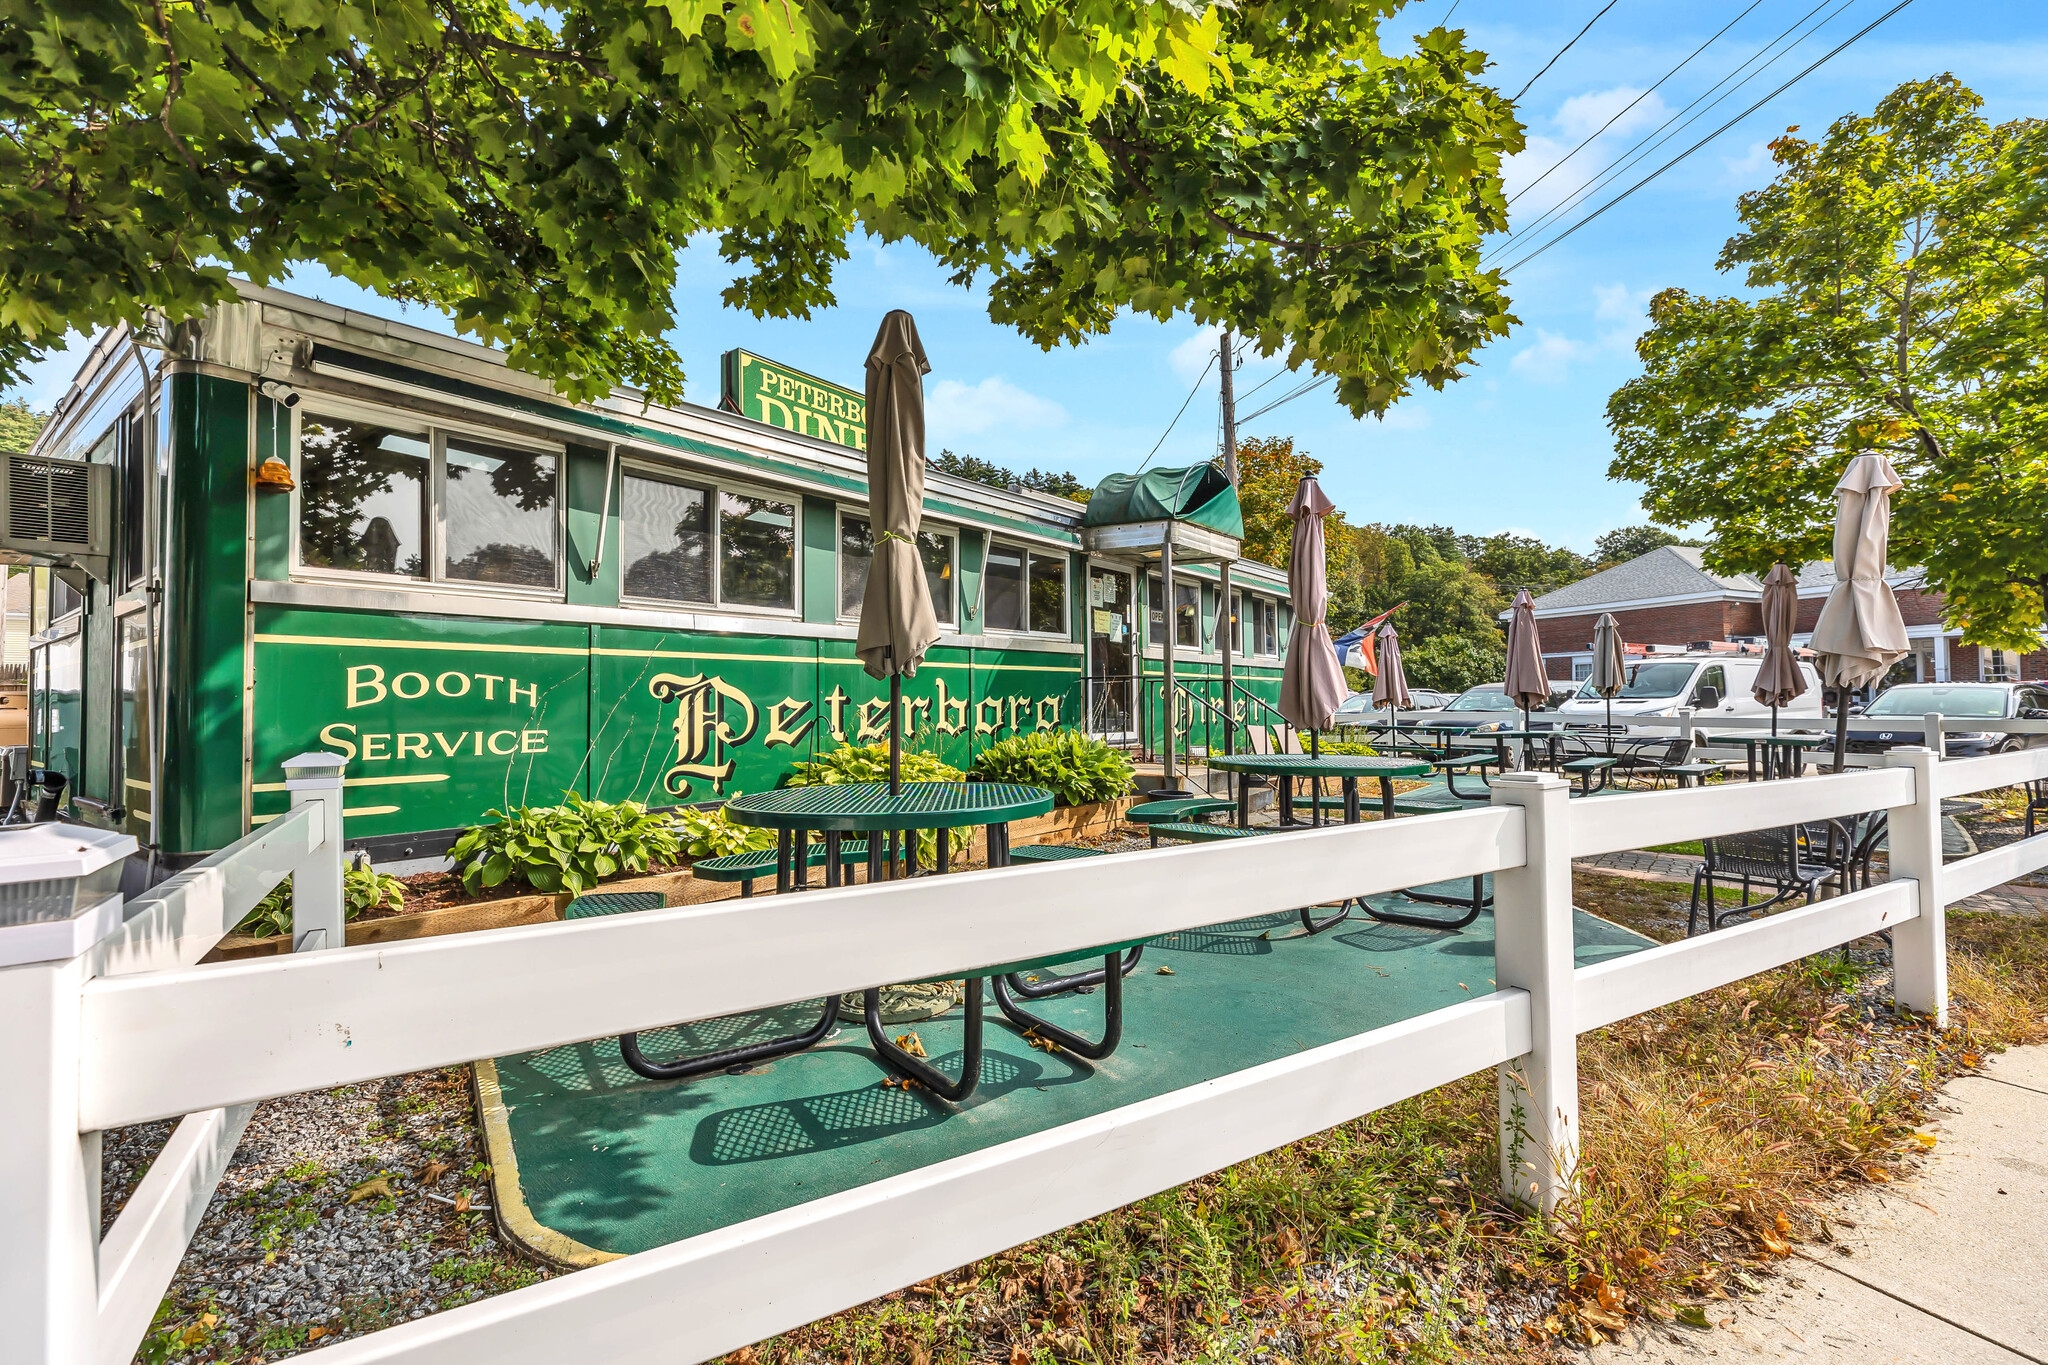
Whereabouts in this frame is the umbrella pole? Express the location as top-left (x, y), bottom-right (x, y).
top-left (1605, 697), bottom-right (1613, 756)
top-left (889, 672), bottom-right (903, 796)
top-left (1832, 683), bottom-right (1850, 774)
top-left (1522, 703), bottom-right (1532, 770)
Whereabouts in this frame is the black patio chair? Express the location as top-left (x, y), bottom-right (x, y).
top-left (2026, 780), bottom-right (2048, 838)
top-left (1687, 828), bottom-right (1836, 936)
top-left (1801, 811), bottom-right (1889, 894)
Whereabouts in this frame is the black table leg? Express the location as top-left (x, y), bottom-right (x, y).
top-left (905, 828), bottom-right (919, 876)
top-left (990, 821), bottom-right (1011, 868)
top-left (776, 831), bottom-right (792, 894)
top-left (1343, 776), bottom-right (1360, 824)
top-left (793, 828), bottom-right (809, 889)
top-left (1279, 775), bottom-right (1296, 826)
top-left (936, 826), bottom-right (950, 875)
top-left (866, 832), bottom-right (883, 885)
top-left (1237, 774), bottom-right (1252, 829)
top-left (1379, 777), bottom-right (1395, 821)
top-left (824, 831), bottom-right (842, 887)
top-left (867, 978), bottom-right (984, 1103)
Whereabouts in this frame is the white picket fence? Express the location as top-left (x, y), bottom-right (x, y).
top-left (6, 740), bottom-right (2048, 1365)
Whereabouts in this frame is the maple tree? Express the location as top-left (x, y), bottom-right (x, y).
top-left (1609, 76), bottom-right (2048, 651)
top-left (2, 0), bottom-right (1521, 410)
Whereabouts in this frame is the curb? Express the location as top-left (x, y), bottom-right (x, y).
top-left (471, 1057), bottom-right (625, 1271)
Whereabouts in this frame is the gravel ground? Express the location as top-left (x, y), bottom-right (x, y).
top-left (111, 1066), bottom-right (547, 1363)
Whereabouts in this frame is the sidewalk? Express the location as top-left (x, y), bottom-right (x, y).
top-left (1590, 1046), bottom-right (2048, 1364)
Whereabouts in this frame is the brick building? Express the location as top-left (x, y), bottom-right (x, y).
top-left (1517, 546), bottom-right (2048, 683)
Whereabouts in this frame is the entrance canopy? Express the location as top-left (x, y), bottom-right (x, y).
top-left (1078, 464), bottom-right (1243, 562)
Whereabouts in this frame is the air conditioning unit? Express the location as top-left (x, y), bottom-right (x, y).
top-left (0, 453), bottom-right (113, 583)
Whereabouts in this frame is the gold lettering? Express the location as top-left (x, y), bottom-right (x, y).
top-left (346, 665), bottom-right (386, 709)
top-left (650, 672), bottom-right (758, 797)
top-left (856, 697), bottom-right (891, 743)
top-left (433, 732), bottom-right (465, 756)
top-left (975, 697), bottom-right (1006, 736)
top-left (392, 671), bottom-right (428, 700)
top-left (319, 722), bottom-right (358, 761)
top-left (1007, 696), bottom-right (1030, 732)
top-left (361, 733), bottom-right (391, 760)
top-left (1036, 696), bottom-right (1062, 731)
top-left (935, 678), bottom-right (967, 736)
top-left (521, 729), bottom-right (548, 753)
top-left (764, 698), bottom-right (816, 748)
top-left (436, 671), bottom-right (471, 697)
top-left (487, 730), bottom-right (518, 755)
top-left (510, 678), bottom-right (538, 708)
top-left (756, 396), bottom-right (794, 430)
top-left (824, 685), bottom-right (849, 743)
top-left (902, 695), bottom-right (931, 738)
top-left (477, 674), bottom-right (503, 701)
top-left (396, 733), bottom-right (429, 758)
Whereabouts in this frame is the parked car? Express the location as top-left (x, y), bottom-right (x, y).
top-left (1398, 683), bottom-right (1572, 734)
top-left (1556, 652), bottom-right (1825, 723)
top-left (1846, 682), bottom-right (2048, 757)
top-left (1332, 688), bottom-right (1451, 724)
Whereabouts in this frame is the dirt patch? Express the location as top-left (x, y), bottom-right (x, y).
top-left (391, 862), bottom-right (691, 915)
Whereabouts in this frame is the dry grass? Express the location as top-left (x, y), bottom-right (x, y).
top-left (717, 876), bottom-right (2048, 1364)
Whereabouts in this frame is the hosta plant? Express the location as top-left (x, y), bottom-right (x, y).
top-left (787, 743), bottom-right (970, 863)
top-left (968, 730), bottom-right (1136, 808)
top-left (235, 860), bottom-right (407, 939)
top-left (450, 792), bottom-right (684, 896)
top-left (677, 801), bottom-right (777, 859)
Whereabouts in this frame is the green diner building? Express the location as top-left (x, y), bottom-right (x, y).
top-left (21, 284), bottom-right (1294, 871)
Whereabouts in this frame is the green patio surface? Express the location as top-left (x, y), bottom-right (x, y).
top-left (485, 886), bottom-right (1651, 1258)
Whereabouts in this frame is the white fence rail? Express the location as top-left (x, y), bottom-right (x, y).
top-left (8, 741), bottom-right (2048, 1365)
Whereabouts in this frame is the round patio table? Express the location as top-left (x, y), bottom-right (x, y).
top-left (723, 781), bottom-right (1055, 891)
top-left (1206, 753), bottom-right (1434, 828)
top-left (1492, 727), bottom-right (1566, 771)
top-left (1702, 731), bottom-right (1832, 781)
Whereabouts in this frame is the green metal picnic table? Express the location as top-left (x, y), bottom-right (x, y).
top-left (723, 782), bottom-right (1055, 890)
top-left (1205, 752), bottom-right (1434, 827)
top-left (1702, 731), bottom-right (1832, 781)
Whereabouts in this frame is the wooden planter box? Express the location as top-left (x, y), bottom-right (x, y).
top-left (204, 797), bottom-right (1138, 960)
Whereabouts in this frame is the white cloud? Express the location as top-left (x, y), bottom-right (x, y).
top-left (927, 376), bottom-right (1068, 438)
top-left (1501, 87), bottom-right (1669, 219)
top-left (1169, 327), bottom-right (1220, 383)
top-left (1592, 281), bottom-right (1656, 347)
top-left (1509, 330), bottom-right (1590, 384)
top-left (1554, 86), bottom-right (1667, 143)
top-left (1721, 138), bottom-right (1775, 183)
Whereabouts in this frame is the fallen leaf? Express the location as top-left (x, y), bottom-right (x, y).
top-left (178, 1324), bottom-right (209, 1347)
top-left (346, 1176), bottom-right (393, 1204)
top-left (306, 1325), bottom-right (331, 1342)
top-left (1155, 966), bottom-right (1175, 975)
top-left (1009, 1345), bottom-right (1032, 1365)
top-left (1597, 1281), bottom-right (1626, 1312)
top-left (1581, 1305), bottom-right (1627, 1331)
top-left (1775, 1211), bottom-right (1791, 1235)
top-left (1760, 1233), bottom-right (1790, 1257)
top-left (1001, 1277), bottom-right (1026, 1304)
top-left (909, 1344), bottom-right (931, 1365)
top-left (1861, 1166), bottom-right (1892, 1183)
top-left (730, 1348), bottom-right (758, 1365)
top-left (418, 1160), bottom-right (452, 1184)
top-left (454, 1191), bottom-right (473, 1213)
top-left (895, 1032), bottom-right (928, 1059)
top-left (1273, 1226), bottom-right (1305, 1268)
top-left (1910, 1132), bottom-right (1937, 1150)
top-left (1675, 1304), bottom-right (1711, 1329)
top-left (1960, 1051), bottom-right (1983, 1067)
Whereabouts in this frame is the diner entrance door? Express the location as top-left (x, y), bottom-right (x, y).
top-left (1087, 566), bottom-right (1137, 742)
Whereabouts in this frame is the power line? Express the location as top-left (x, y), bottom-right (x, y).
top-left (1496, 0), bottom-right (1918, 275)
top-left (1512, 1), bottom-right (1623, 102)
top-left (1138, 352), bottom-right (1216, 472)
top-left (1509, 0), bottom-right (1767, 207)
top-left (1239, 372), bottom-right (1335, 427)
top-left (1487, 0), bottom-right (1857, 263)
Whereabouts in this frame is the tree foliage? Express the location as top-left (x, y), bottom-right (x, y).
top-left (2, 0), bottom-right (1521, 408)
top-left (1461, 531), bottom-right (1589, 596)
top-left (930, 449), bottom-right (1086, 499)
top-left (1592, 524), bottom-right (1698, 566)
top-left (1608, 76), bottom-right (2048, 650)
top-left (0, 397), bottom-right (47, 452)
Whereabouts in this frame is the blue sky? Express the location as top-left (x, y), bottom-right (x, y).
top-left (8, 0), bottom-right (2044, 552)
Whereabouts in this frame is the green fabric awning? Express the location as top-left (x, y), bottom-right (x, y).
top-left (1079, 464), bottom-right (1243, 539)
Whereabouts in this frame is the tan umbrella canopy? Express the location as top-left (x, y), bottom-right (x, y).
top-left (1588, 612), bottom-right (1627, 752)
top-left (1810, 454), bottom-right (1910, 770)
top-left (1753, 563), bottom-right (1808, 735)
top-left (856, 310), bottom-right (940, 791)
top-left (1279, 477), bottom-right (1346, 741)
top-left (1373, 621), bottom-right (1412, 734)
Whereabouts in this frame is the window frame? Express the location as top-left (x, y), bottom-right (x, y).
top-left (290, 399), bottom-right (567, 599)
top-left (615, 457), bottom-right (804, 619)
top-left (983, 537), bottom-right (1069, 638)
top-left (835, 506), bottom-right (958, 628)
top-left (119, 402), bottom-right (154, 594)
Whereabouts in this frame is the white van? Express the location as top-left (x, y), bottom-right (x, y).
top-left (1556, 652), bottom-right (1825, 722)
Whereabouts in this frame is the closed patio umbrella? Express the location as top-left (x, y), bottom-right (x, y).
top-left (1503, 588), bottom-right (1550, 762)
top-left (1373, 621), bottom-right (1412, 739)
top-left (1753, 563), bottom-right (1807, 740)
top-left (857, 310), bottom-right (940, 794)
top-left (1588, 612), bottom-right (1627, 754)
top-left (1278, 477), bottom-right (1346, 755)
top-left (1809, 454), bottom-right (1909, 772)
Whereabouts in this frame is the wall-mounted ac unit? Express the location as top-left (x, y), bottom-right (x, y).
top-left (0, 454), bottom-right (112, 583)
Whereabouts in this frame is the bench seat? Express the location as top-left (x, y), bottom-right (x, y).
top-left (690, 840), bottom-right (871, 893)
top-left (1008, 844), bottom-right (1111, 863)
top-left (1125, 797), bottom-right (1236, 824)
top-left (1149, 821), bottom-right (1264, 844)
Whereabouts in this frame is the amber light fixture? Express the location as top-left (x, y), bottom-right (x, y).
top-left (253, 457), bottom-right (296, 491)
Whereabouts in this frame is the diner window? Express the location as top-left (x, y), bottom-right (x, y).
top-left (121, 406), bottom-right (147, 590)
top-left (618, 468), bottom-right (798, 613)
top-left (985, 541), bottom-right (1066, 635)
top-left (839, 513), bottom-right (956, 624)
top-left (296, 410), bottom-right (562, 591)
top-left (1145, 574), bottom-right (1201, 649)
top-left (117, 614), bottom-right (151, 839)
top-left (34, 566), bottom-right (82, 630)
top-left (1262, 599), bottom-right (1279, 655)
top-left (441, 436), bottom-right (559, 588)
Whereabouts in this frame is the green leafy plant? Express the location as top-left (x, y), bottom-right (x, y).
top-left (967, 730), bottom-right (1136, 807)
top-left (676, 801), bottom-right (777, 859)
top-left (234, 860), bottom-right (406, 939)
top-left (449, 791), bottom-right (683, 896)
top-left (787, 743), bottom-right (970, 863)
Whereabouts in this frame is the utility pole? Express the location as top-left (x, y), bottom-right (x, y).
top-left (1217, 331), bottom-right (1239, 761)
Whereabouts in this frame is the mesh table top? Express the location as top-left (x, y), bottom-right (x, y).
top-left (721, 782), bottom-right (1055, 832)
top-left (1206, 754), bottom-right (1434, 779)
top-left (1704, 732), bottom-right (1833, 745)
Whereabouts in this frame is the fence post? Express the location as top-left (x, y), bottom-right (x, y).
top-left (1490, 771), bottom-right (1579, 1214)
top-left (1921, 712), bottom-right (1945, 759)
top-left (1884, 745), bottom-right (1946, 1027)
top-left (283, 752), bottom-right (348, 953)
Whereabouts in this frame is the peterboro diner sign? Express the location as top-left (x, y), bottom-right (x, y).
top-left (721, 349), bottom-right (867, 451)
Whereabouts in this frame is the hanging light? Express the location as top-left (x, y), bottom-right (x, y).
top-left (254, 457), bottom-right (296, 491)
